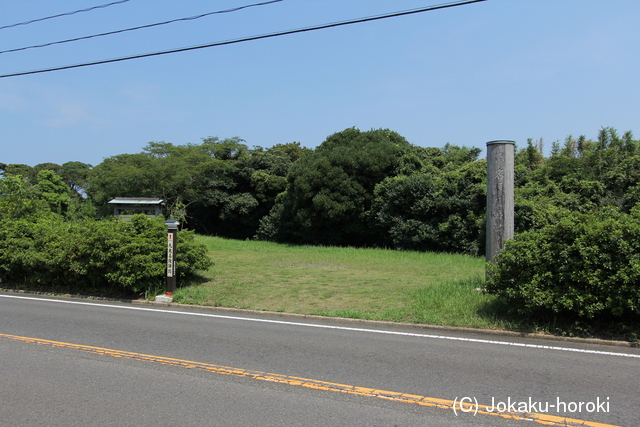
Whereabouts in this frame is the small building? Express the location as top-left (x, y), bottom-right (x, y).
top-left (108, 197), bottom-right (164, 222)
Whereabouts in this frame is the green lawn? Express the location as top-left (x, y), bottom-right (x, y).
top-left (173, 236), bottom-right (512, 329)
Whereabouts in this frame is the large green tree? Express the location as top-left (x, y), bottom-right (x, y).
top-left (258, 128), bottom-right (413, 246)
top-left (0, 174), bottom-right (47, 220)
top-left (86, 138), bottom-right (307, 238)
top-left (0, 169), bottom-right (90, 220)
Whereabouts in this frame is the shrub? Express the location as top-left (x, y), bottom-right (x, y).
top-left (0, 215), bottom-right (212, 295)
top-left (485, 207), bottom-right (640, 318)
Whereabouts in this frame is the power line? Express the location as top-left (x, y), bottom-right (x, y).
top-left (0, 0), bottom-right (132, 31)
top-left (0, 0), bottom-right (284, 55)
top-left (0, 0), bottom-right (488, 79)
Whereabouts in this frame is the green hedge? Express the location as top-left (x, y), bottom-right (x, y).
top-left (0, 215), bottom-right (212, 295)
top-left (485, 207), bottom-right (640, 318)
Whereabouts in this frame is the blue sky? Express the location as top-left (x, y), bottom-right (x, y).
top-left (1, 0), bottom-right (639, 167)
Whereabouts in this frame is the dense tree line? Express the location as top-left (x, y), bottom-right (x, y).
top-left (72, 128), bottom-right (488, 254)
top-left (3, 126), bottom-right (640, 322)
top-left (4, 126), bottom-right (639, 256)
top-left (85, 137), bottom-right (309, 239)
top-left (256, 128), bottom-right (486, 253)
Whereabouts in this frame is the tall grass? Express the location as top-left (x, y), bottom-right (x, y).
top-left (171, 237), bottom-right (640, 340)
top-left (172, 236), bottom-right (510, 329)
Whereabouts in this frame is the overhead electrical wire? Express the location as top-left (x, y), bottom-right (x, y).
top-left (0, 0), bottom-right (132, 31)
top-left (0, 0), bottom-right (487, 79)
top-left (0, 0), bottom-right (284, 55)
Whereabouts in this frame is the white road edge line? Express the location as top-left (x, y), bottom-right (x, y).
top-left (2, 294), bottom-right (639, 359)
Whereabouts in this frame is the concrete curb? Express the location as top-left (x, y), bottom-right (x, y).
top-left (139, 298), bottom-right (638, 349)
top-left (2, 289), bottom-right (636, 349)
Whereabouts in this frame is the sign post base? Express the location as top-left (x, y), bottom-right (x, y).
top-left (155, 294), bottom-right (173, 303)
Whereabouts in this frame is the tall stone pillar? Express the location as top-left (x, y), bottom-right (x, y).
top-left (486, 140), bottom-right (515, 263)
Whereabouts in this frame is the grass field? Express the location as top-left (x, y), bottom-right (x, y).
top-left (172, 236), bottom-right (513, 330)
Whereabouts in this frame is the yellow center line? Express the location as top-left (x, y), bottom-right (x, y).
top-left (0, 333), bottom-right (620, 427)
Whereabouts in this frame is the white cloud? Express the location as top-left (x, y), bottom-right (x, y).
top-left (42, 99), bottom-right (104, 128)
top-left (0, 84), bottom-right (29, 112)
top-left (0, 82), bottom-right (106, 128)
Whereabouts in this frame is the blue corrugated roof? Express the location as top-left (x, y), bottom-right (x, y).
top-left (108, 198), bottom-right (164, 205)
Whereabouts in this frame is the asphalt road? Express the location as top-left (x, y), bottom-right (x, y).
top-left (1, 292), bottom-right (638, 426)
